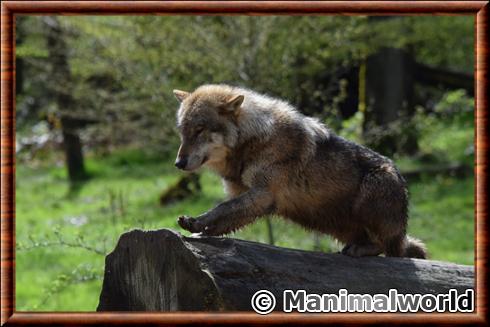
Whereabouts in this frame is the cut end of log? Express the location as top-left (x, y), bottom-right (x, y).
top-left (97, 229), bottom-right (474, 312)
top-left (97, 229), bottom-right (224, 311)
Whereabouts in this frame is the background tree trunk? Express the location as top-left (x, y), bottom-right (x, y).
top-left (60, 115), bottom-right (87, 182)
top-left (44, 17), bottom-right (87, 183)
top-left (364, 47), bottom-right (417, 155)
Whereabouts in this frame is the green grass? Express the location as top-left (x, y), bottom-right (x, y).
top-left (15, 149), bottom-right (474, 311)
top-left (407, 175), bottom-right (474, 264)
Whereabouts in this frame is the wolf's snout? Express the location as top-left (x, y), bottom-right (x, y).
top-left (175, 156), bottom-right (188, 170)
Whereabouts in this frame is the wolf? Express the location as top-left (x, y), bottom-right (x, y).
top-left (172, 84), bottom-right (426, 259)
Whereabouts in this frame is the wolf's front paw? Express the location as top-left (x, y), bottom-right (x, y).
top-left (178, 216), bottom-right (204, 233)
top-left (200, 224), bottom-right (219, 236)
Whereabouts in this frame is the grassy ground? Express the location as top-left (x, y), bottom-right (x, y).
top-left (15, 149), bottom-right (474, 311)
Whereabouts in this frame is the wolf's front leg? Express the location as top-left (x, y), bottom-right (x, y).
top-left (178, 188), bottom-right (275, 236)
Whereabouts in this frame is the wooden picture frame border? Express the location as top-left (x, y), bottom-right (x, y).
top-left (1, 1), bottom-right (488, 325)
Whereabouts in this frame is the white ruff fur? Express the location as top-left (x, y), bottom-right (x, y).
top-left (175, 84), bottom-right (330, 162)
top-left (233, 87), bottom-right (330, 145)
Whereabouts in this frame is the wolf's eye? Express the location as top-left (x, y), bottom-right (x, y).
top-left (195, 127), bottom-right (204, 137)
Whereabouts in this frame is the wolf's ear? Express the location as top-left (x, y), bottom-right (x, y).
top-left (222, 94), bottom-right (244, 114)
top-left (173, 90), bottom-right (190, 102)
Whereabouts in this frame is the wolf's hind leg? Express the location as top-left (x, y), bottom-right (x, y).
top-left (341, 242), bottom-right (383, 257)
top-left (352, 168), bottom-right (408, 257)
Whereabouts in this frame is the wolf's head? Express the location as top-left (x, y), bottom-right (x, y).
top-left (172, 85), bottom-right (244, 172)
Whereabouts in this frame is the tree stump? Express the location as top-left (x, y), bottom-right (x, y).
top-left (97, 229), bottom-right (474, 311)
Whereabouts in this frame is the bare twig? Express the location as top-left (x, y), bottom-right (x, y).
top-left (17, 232), bottom-right (107, 256)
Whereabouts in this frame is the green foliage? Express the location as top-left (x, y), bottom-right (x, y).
top-left (338, 110), bottom-right (364, 143)
top-left (16, 16), bottom-right (473, 155)
top-left (369, 16), bottom-right (474, 71)
top-left (414, 90), bottom-right (474, 165)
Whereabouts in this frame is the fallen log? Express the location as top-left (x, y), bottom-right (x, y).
top-left (97, 229), bottom-right (474, 312)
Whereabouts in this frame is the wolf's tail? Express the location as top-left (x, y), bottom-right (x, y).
top-left (385, 235), bottom-right (427, 259)
top-left (403, 236), bottom-right (427, 259)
